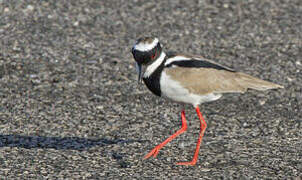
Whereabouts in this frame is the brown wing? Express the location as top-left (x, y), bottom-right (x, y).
top-left (165, 67), bottom-right (283, 95)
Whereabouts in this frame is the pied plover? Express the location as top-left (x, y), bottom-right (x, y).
top-left (131, 37), bottom-right (283, 166)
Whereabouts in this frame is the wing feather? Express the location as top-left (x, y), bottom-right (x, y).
top-left (165, 67), bottom-right (283, 95)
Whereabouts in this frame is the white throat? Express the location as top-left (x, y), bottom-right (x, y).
top-left (143, 51), bottom-right (166, 78)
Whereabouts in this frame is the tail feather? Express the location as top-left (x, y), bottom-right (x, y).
top-left (236, 72), bottom-right (284, 91)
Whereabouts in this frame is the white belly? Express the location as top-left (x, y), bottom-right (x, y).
top-left (160, 72), bottom-right (222, 106)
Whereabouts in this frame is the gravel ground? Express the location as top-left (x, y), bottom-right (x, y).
top-left (0, 0), bottom-right (301, 179)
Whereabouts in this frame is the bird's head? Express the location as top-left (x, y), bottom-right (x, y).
top-left (131, 37), bottom-right (162, 83)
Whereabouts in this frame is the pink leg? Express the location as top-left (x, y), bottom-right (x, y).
top-left (144, 110), bottom-right (188, 159)
top-left (177, 106), bottom-right (207, 166)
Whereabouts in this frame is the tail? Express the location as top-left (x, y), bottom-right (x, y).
top-left (236, 72), bottom-right (284, 91)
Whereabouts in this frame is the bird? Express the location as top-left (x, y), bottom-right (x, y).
top-left (131, 37), bottom-right (283, 166)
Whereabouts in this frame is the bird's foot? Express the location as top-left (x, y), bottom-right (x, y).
top-left (176, 160), bottom-right (197, 166)
top-left (144, 145), bottom-right (162, 159)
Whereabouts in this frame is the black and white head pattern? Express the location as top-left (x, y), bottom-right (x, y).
top-left (131, 37), bottom-right (162, 65)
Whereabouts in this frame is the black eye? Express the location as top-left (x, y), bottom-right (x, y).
top-left (151, 50), bottom-right (157, 60)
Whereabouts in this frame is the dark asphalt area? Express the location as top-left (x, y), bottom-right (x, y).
top-left (0, 0), bottom-right (301, 179)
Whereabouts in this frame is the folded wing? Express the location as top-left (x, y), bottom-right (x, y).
top-left (165, 59), bottom-right (283, 95)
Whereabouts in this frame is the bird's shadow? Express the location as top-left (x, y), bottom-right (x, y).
top-left (0, 134), bottom-right (145, 151)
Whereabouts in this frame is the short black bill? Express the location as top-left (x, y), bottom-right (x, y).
top-left (135, 63), bottom-right (143, 84)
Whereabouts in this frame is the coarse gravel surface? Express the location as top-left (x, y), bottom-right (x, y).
top-left (0, 0), bottom-right (301, 179)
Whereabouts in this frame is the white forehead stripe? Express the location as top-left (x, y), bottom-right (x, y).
top-left (165, 56), bottom-right (191, 66)
top-left (134, 38), bottom-right (159, 52)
